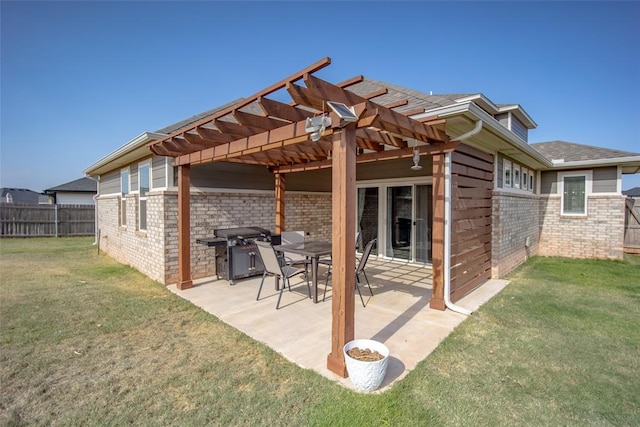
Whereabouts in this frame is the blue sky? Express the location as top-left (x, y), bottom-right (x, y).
top-left (1, 1), bottom-right (639, 191)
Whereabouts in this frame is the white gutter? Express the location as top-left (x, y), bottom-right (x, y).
top-left (414, 102), bottom-right (552, 169)
top-left (83, 132), bottom-right (166, 176)
top-left (549, 156), bottom-right (640, 169)
top-left (86, 175), bottom-right (100, 245)
top-left (442, 120), bottom-right (484, 315)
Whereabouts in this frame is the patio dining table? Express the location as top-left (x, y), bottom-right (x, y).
top-left (273, 240), bottom-right (332, 303)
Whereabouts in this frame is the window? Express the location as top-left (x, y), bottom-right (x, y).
top-left (529, 173), bottom-right (534, 191)
top-left (522, 169), bottom-right (528, 191)
top-left (138, 162), bottom-right (150, 231)
top-left (513, 164), bottom-right (521, 189)
top-left (120, 169), bottom-right (129, 226)
top-left (504, 160), bottom-right (512, 187)
top-left (559, 172), bottom-right (591, 216)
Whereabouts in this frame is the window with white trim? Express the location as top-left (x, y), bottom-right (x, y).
top-left (504, 160), bottom-right (512, 188)
top-left (120, 169), bottom-right (129, 226)
top-left (522, 169), bottom-right (528, 191)
top-left (513, 164), bottom-right (521, 189)
top-left (138, 161), bottom-right (150, 231)
top-left (529, 173), bottom-right (534, 191)
top-left (559, 171), bottom-right (591, 216)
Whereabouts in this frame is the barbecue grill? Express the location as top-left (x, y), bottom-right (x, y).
top-left (196, 227), bottom-right (272, 284)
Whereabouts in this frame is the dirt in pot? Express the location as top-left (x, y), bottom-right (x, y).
top-left (347, 347), bottom-right (385, 361)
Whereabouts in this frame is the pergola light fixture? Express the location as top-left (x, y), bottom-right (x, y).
top-left (305, 115), bottom-right (332, 142)
top-left (411, 141), bottom-right (423, 171)
top-left (326, 101), bottom-right (359, 123)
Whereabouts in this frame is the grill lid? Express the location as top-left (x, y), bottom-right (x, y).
top-left (214, 227), bottom-right (271, 239)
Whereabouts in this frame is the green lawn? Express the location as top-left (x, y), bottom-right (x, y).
top-left (1, 238), bottom-right (639, 426)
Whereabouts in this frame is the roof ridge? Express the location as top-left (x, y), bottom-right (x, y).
top-left (532, 140), bottom-right (640, 156)
top-left (361, 77), bottom-right (475, 99)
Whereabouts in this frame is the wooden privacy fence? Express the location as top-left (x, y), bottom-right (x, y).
top-left (624, 197), bottom-right (640, 254)
top-left (0, 204), bottom-right (95, 237)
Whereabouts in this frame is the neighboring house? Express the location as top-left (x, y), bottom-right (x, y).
top-left (84, 61), bottom-right (640, 297)
top-left (623, 187), bottom-right (640, 197)
top-left (44, 177), bottom-right (97, 205)
top-left (0, 188), bottom-right (48, 205)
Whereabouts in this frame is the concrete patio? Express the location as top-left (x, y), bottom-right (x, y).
top-left (168, 258), bottom-right (509, 392)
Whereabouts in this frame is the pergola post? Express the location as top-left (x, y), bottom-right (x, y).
top-left (326, 125), bottom-right (357, 377)
top-left (177, 164), bottom-right (193, 290)
top-left (430, 154), bottom-right (445, 310)
top-left (275, 173), bottom-right (285, 233)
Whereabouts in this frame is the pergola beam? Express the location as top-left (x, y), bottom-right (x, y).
top-left (149, 57), bottom-right (332, 155)
top-left (196, 126), bottom-right (235, 143)
top-left (233, 109), bottom-right (290, 131)
top-left (271, 141), bottom-right (460, 174)
top-left (304, 74), bottom-right (449, 143)
top-left (259, 96), bottom-right (315, 122)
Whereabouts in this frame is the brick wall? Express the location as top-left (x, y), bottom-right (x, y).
top-left (97, 190), bottom-right (331, 285)
top-left (284, 193), bottom-right (332, 241)
top-left (539, 195), bottom-right (625, 259)
top-left (491, 191), bottom-right (540, 277)
top-left (96, 192), bottom-right (167, 283)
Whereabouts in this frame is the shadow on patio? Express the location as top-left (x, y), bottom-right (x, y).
top-left (168, 258), bottom-right (508, 392)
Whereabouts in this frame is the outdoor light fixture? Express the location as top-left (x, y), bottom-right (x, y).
top-left (305, 115), bottom-right (332, 142)
top-left (410, 142), bottom-right (422, 171)
top-left (326, 101), bottom-right (359, 123)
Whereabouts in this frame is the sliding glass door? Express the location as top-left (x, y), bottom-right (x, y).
top-left (415, 184), bottom-right (432, 263)
top-left (357, 182), bottom-right (432, 264)
top-left (357, 187), bottom-right (378, 255)
top-left (387, 186), bottom-right (413, 260)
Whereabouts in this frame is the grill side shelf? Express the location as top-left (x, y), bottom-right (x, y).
top-left (196, 238), bottom-right (228, 247)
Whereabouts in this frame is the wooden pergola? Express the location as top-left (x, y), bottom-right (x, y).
top-left (148, 57), bottom-right (459, 377)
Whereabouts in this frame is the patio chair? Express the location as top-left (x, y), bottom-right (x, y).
top-left (280, 230), bottom-right (311, 274)
top-left (255, 241), bottom-right (310, 310)
top-left (318, 231), bottom-right (360, 265)
top-left (322, 238), bottom-right (377, 307)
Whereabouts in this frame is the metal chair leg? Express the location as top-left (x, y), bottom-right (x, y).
top-left (355, 274), bottom-right (366, 307)
top-left (256, 271), bottom-right (268, 301)
top-left (361, 270), bottom-right (374, 296)
top-left (323, 267), bottom-right (331, 302)
top-left (276, 275), bottom-right (287, 310)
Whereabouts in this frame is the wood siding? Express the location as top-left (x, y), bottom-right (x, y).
top-left (356, 158), bottom-right (433, 181)
top-left (510, 116), bottom-right (529, 142)
top-left (99, 169), bottom-right (120, 195)
top-left (592, 167), bottom-right (617, 193)
top-left (130, 163), bottom-right (139, 191)
top-left (541, 167), bottom-right (617, 195)
top-left (450, 144), bottom-right (493, 302)
top-left (152, 156), bottom-right (167, 189)
top-left (495, 112), bottom-right (528, 142)
top-left (540, 170), bottom-right (557, 194)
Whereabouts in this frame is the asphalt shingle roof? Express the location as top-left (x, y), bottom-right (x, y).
top-left (45, 177), bottom-right (97, 193)
top-left (156, 98), bottom-right (245, 135)
top-left (0, 188), bottom-right (43, 204)
top-left (623, 187), bottom-right (640, 197)
top-left (348, 77), bottom-right (474, 114)
top-left (531, 141), bottom-right (640, 162)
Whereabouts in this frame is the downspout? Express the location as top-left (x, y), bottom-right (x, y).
top-left (444, 120), bottom-right (483, 315)
top-left (86, 175), bottom-right (100, 245)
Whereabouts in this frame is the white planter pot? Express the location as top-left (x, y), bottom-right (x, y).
top-left (343, 339), bottom-right (389, 392)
